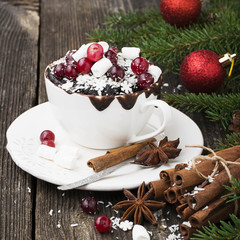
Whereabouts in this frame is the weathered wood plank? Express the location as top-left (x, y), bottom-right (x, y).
top-left (0, 1), bottom-right (39, 239)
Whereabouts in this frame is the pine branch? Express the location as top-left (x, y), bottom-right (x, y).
top-left (103, 8), bottom-right (161, 28)
top-left (191, 214), bottom-right (240, 240)
top-left (87, 2), bottom-right (240, 78)
top-left (223, 178), bottom-right (240, 203)
top-left (163, 92), bottom-right (240, 130)
top-left (216, 133), bottom-right (240, 150)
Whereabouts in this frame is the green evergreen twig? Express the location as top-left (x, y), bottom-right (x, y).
top-left (223, 178), bottom-right (240, 203)
top-left (191, 214), bottom-right (240, 240)
top-left (163, 93), bottom-right (240, 130)
top-left (87, 2), bottom-right (240, 77)
top-left (216, 133), bottom-right (240, 150)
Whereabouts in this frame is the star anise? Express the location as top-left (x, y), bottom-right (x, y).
top-left (112, 182), bottom-right (166, 225)
top-left (134, 136), bottom-right (181, 167)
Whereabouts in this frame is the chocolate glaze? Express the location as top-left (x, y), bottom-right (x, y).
top-left (117, 94), bottom-right (139, 110)
top-left (45, 65), bottom-right (163, 112)
top-left (89, 76), bottom-right (162, 111)
top-left (89, 96), bottom-right (114, 111)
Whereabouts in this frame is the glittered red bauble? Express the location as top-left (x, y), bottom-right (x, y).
top-left (160, 0), bottom-right (201, 27)
top-left (180, 50), bottom-right (226, 94)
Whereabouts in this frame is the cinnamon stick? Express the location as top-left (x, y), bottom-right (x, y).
top-left (180, 223), bottom-right (197, 240)
top-left (173, 145), bottom-right (240, 189)
top-left (176, 203), bottom-right (195, 220)
top-left (175, 163), bottom-right (188, 172)
top-left (148, 180), bottom-right (170, 200)
top-left (184, 199), bottom-right (240, 239)
top-left (189, 196), bottom-right (228, 228)
top-left (87, 138), bottom-right (156, 172)
top-left (187, 158), bottom-right (240, 211)
top-left (159, 168), bottom-right (175, 183)
top-left (164, 185), bottom-right (181, 204)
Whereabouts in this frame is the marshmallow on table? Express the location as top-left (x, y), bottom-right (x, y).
top-left (148, 65), bottom-right (162, 83)
top-left (132, 225), bottom-right (150, 240)
top-left (37, 144), bottom-right (56, 161)
top-left (54, 145), bottom-right (79, 170)
top-left (98, 41), bottom-right (109, 53)
top-left (121, 47), bottom-right (140, 60)
top-left (91, 58), bottom-right (113, 77)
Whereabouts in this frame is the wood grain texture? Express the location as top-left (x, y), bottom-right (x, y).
top-left (0, 1), bottom-right (39, 240)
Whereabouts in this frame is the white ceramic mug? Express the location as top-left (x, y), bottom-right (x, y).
top-left (44, 70), bottom-right (171, 149)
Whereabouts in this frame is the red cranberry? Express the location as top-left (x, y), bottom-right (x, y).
top-left (109, 46), bottom-right (118, 54)
top-left (65, 64), bottom-right (79, 79)
top-left (108, 65), bottom-right (125, 82)
top-left (66, 50), bottom-right (77, 65)
top-left (54, 64), bottom-right (66, 78)
top-left (81, 197), bottom-right (98, 214)
top-left (77, 57), bottom-right (93, 74)
top-left (41, 140), bottom-right (55, 148)
top-left (40, 130), bottom-right (55, 142)
top-left (137, 73), bottom-right (154, 89)
top-left (87, 43), bottom-right (104, 62)
top-left (131, 57), bottom-right (149, 75)
top-left (94, 216), bottom-right (111, 233)
top-left (105, 50), bottom-right (118, 65)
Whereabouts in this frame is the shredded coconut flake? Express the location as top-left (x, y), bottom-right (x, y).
top-left (70, 223), bottom-right (79, 227)
top-left (182, 221), bottom-right (191, 227)
top-left (110, 216), bottom-right (133, 231)
top-left (106, 201), bottom-right (113, 208)
top-left (49, 209), bottom-right (53, 216)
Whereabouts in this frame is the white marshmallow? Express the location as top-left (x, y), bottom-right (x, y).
top-left (86, 42), bottom-right (95, 48)
top-left (37, 144), bottom-right (56, 161)
top-left (148, 65), bottom-right (162, 83)
top-left (98, 41), bottom-right (109, 53)
top-left (121, 47), bottom-right (140, 60)
top-left (132, 225), bottom-right (150, 240)
top-left (54, 145), bottom-right (79, 170)
top-left (91, 58), bottom-right (112, 77)
top-left (72, 44), bottom-right (88, 62)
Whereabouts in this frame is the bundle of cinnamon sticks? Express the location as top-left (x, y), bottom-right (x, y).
top-left (148, 145), bottom-right (240, 239)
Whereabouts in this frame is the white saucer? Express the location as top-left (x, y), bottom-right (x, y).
top-left (6, 102), bottom-right (203, 191)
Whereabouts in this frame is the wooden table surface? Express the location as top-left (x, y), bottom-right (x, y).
top-left (0, 0), bottom-right (224, 239)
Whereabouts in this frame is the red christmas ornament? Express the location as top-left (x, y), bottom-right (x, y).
top-left (160, 0), bottom-right (201, 27)
top-left (180, 50), bottom-right (226, 94)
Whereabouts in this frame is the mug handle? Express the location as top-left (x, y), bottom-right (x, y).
top-left (127, 100), bottom-right (172, 144)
